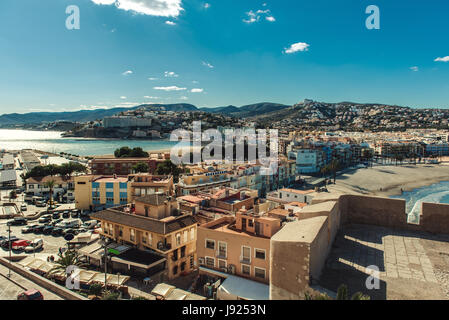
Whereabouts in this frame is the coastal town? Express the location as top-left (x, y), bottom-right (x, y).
top-left (1, 117), bottom-right (449, 300)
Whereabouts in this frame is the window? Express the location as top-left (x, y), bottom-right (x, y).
top-left (180, 246), bottom-right (186, 258)
top-left (183, 230), bottom-right (188, 243)
top-left (181, 262), bottom-right (186, 272)
top-left (176, 233), bottom-right (181, 246)
top-left (190, 255), bottom-right (194, 268)
top-left (190, 228), bottom-right (195, 241)
top-left (148, 233), bottom-right (152, 246)
top-left (254, 267), bottom-right (266, 279)
top-left (130, 229), bottom-right (135, 242)
top-left (241, 246), bottom-right (251, 264)
top-left (241, 264), bottom-right (250, 276)
top-left (119, 227), bottom-right (123, 237)
top-left (218, 259), bottom-right (227, 270)
top-left (173, 266), bottom-right (178, 275)
top-left (255, 249), bottom-right (266, 260)
top-left (142, 232), bottom-right (147, 244)
top-left (218, 242), bottom-right (227, 259)
top-left (205, 256), bottom-right (215, 268)
top-left (205, 239), bottom-right (215, 250)
top-left (248, 219), bottom-right (254, 227)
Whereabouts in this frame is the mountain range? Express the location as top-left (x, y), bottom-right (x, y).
top-left (0, 102), bottom-right (290, 126)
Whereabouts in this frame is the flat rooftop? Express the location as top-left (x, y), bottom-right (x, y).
top-left (319, 224), bottom-right (449, 300)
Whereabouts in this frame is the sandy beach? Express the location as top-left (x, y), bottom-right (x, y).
top-left (327, 164), bottom-right (449, 197)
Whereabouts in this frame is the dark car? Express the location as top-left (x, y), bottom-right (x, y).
top-left (51, 227), bottom-right (64, 236)
top-left (7, 217), bottom-right (27, 226)
top-left (42, 226), bottom-right (54, 235)
top-left (62, 211), bottom-right (70, 218)
top-left (62, 228), bottom-right (78, 237)
top-left (52, 212), bottom-right (61, 219)
top-left (50, 218), bottom-right (63, 226)
top-left (38, 215), bottom-right (51, 223)
top-left (21, 224), bottom-right (39, 233)
top-left (33, 225), bottom-right (46, 234)
top-left (1, 236), bottom-right (19, 248)
top-left (17, 289), bottom-right (44, 300)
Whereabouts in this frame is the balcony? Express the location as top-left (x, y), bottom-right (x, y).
top-left (240, 255), bottom-right (251, 264)
top-left (216, 250), bottom-right (227, 259)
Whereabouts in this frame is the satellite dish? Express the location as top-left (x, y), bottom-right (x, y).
top-left (64, 233), bottom-right (75, 241)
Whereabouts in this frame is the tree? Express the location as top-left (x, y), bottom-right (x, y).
top-left (155, 160), bottom-right (182, 182)
top-left (329, 159), bottom-right (340, 184)
top-left (9, 190), bottom-right (17, 201)
top-left (44, 179), bottom-right (56, 208)
top-left (114, 146), bottom-right (149, 158)
top-left (89, 283), bottom-right (103, 297)
top-left (132, 162), bottom-right (149, 173)
top-left (48, 250), bottom-right (87, 277)
top-left (102, 290), bottom-right (120, 300)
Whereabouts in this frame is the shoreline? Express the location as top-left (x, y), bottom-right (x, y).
top-left (327, 163), bottom-right (449, 198)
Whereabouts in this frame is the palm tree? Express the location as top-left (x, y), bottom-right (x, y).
top-left (48, 250), bottom-right (87, 277)
top-left (43, 179), bottom-right (56, 209)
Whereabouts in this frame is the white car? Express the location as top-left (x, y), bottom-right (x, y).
top-left (24, 239), bottom-right (43, 253)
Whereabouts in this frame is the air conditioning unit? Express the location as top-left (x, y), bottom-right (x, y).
top-left (198, 257), bottom-right (205, 265)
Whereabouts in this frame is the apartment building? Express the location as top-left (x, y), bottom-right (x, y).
top-left (91, 194), bottom-right (198, 279)
top-left (267, 188), bottom-right (315, 205)
top-left (74, 175), bottom-right (130, 211)
top-left (26, 176), bottom-right (74, 200)
top-left (177, 168), bottom-right (231, 195)
top-left (197, 208), bottom-right (282, 284)
top-left (128, 174), bottom-right (174, 199)
top-left (0, 153), bottom-right (14, 171)
top-left (89, 156), bottom-right (168, 175)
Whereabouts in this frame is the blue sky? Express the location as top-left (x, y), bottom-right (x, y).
top-left (1, 0), bottom-right (449, 114)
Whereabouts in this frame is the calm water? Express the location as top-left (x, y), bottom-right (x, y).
top-left (391, 180), bottom-right (449, 224)
top-left (0, 129), bottom-right (181, 156)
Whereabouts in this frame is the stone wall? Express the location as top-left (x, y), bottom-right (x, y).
top-left (421, 202), bottom-right (449, 235)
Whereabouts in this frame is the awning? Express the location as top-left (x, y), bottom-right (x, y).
top-left (151, 283), bottom-right (175, 298)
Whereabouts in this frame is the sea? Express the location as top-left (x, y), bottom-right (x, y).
top-left (0, 129), bottom-right (181, 156)
top-left (390, 180), bottom-right (449, 224)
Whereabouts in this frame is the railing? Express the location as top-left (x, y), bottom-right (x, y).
top-left (240, 255), bottom-right (251, 264)
top-left (216, 250), bottom-right (227, 259)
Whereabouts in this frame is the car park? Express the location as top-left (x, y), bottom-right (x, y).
top-left (21, 224), bottom-right (39, 233)
top-left (7, 217), bottom-right (27, 226)
top-left (24, 239), bottom-right (43, 253)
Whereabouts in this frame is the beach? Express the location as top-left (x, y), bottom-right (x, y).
top-left (328, 164), bottom-right (449, 197)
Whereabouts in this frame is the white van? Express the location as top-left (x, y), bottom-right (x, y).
top-left (56, 219), bottom-right (81, 229)
top-left (82, 220), bottom-right (97, 229)
top-left (24, 239), bottom-right (44, 253)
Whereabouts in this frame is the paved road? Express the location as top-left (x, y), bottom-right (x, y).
top-left (0, 263), bottom-right (63, 300)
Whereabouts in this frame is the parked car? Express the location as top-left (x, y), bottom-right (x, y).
top-left (82, 220), bottom-right (98, 230)
top-left (71, 209), bottom-right (80, 218)
top-left (62, 228), bottom-right (79, 236)
top-left (35, 201), bottom-right (46, 208)
top-left (33, 225), bottom-right (46, 234)
top-left (62, 211), bottom-right (70, 218)
top-left (42, 226), bottom-right (54, 235)
top-left (52, 212), bottom-right (61, 219)
top-left (12, 240), bottom-right (31, 251)
top-left (24, 239), bottom-right (44, 253)
top-left (22, 224), bottom-right (39, 233)
top-left (20, 205), bottom-right (27, 211)
top-left (15, 189), bottom-right (23, 195)
top-left (38, 215), bottom-right (51, 223)
top-left (51, 227), bottom-right (64, 236)
top-left (1, 236), bottom-right (19, 248)
top-left (17, 289), bottom-right (44, 300)
top-left (50, 218), bottom-right (63, 226)
top-left (7, 217), bottom-right (27, 226)
top-left (56, 219), bottom-right (81, 229)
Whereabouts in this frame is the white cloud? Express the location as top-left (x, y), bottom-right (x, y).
top-left (410, 66), bottom-right (419, 72)
top-left (154, 86), bottom-right (186, 91)
top-left (165, 20), bottom-right (176, 25)
top-left (90, 0), bottom-right (183, 17)
top-left (434, 56), bottom-right (449, 62)
top-left (164, 71), bottom-right (179, 77)
top-left (202, 61), bottom-right (214, 69)
top-left (192, 80), bottom-right (199, 84)
top-left (243, 8), bottom-right (275, 23)
top-left (148, 77), bottom-right (158, 80)
top-left (191, 88), bottom-right (204, 93)
top-left (284, 42), bottom-right (310, 54)
top-left (144, 96), bottom-right (160, 99)
top-left (122, 70), bottom-right (133, 75)
top-left (120, 96), bottom-right (127, 99)
top-left (180, 96), bottom-right (189, 100)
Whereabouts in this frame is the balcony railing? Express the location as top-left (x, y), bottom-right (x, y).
top-left (216, 250), bottom-right (227, 259)
top-left (240, 255), bottom-right (251, 264)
